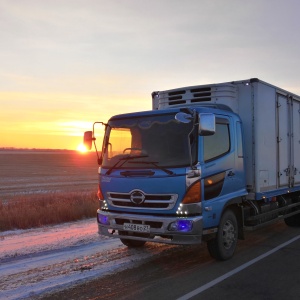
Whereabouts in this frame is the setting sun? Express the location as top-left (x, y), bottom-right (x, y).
top-left (77, 143), bottom-right (88, 153)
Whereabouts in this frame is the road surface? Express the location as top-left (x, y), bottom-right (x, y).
top-left (1, 219), bottom-right (300, 300)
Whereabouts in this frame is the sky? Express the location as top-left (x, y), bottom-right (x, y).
top-left (1, 0), bottom-right (300, 150)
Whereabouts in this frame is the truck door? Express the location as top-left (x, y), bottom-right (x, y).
top-left (201, 117), bottom-right (245, 228)
top-left (292, 98), bottom-right (300, 186)
top-left (276, 93), bottom-right (292, 188)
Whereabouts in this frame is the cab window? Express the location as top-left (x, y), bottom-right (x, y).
top-left (203, 122), bottom-right (230, 162)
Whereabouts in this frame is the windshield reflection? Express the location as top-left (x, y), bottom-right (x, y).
top-left (102, 113), bottom-right (197, 169)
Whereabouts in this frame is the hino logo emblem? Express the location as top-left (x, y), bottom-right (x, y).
top-left (130, 190), bottom-right (145, 205)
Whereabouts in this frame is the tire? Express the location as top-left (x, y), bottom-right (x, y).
top-left (120, 238), bottom-right (146, 248)
top-left (207, 209), bottom-right (238, 261)
top-left (284, 213), bottom-right (300, 227)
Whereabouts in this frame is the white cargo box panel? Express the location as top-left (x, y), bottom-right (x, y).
top-left (153, 79), bottom-right (300, 199)
top-left (237, 79), bottom-right (300, 199)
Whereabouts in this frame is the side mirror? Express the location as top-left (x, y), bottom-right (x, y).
top-left (83, 131), bottom-right (94, 150)
top-left (198, 113), bottom-right (215, 136)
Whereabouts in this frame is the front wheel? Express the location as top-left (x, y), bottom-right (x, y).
top-left (119, 231), bottom-right (148, 247)
top-left (207, 209), bottom-right (238, 261)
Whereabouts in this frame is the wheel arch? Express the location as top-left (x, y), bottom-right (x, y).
top-left (220, 196), bottom-right (244, 240)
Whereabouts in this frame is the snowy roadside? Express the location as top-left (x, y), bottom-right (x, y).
top-left (0, 218), bottom-right (174, 300)
top-left (0, 219), bottom-right (100, 259)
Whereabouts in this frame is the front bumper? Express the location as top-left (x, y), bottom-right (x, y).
top-left (97, 209), bottom-right (203, 245)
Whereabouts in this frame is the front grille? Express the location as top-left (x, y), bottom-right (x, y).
top-left (107, 191), bottom-right (177, 210)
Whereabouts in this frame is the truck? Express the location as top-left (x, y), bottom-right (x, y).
top-left (84, 78), bottom-right (300, 260)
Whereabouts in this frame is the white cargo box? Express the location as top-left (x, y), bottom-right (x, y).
top-left (152, 78), bottom-right (300, 199)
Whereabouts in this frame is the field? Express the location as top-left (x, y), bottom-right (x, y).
top-left (0, 149), bottom-right (98, 200)
top-left (0, 149), bottom-right (99, 230)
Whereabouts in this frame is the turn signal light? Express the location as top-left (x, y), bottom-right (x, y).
top-left (97, 184), bottom-right (104, 200)
top-left (182, 181), bottom-right (201, 204)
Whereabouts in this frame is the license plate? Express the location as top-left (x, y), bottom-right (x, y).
top-left (123, 223), bottom-right (150, 233)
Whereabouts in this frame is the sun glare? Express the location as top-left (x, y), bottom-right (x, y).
top-left (77, 143), bottom-right (88, 153)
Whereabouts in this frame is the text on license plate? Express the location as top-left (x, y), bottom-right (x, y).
top-left (123, 223), bottom-right (150, 233)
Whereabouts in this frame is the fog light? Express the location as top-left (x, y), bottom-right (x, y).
top-left (98, 214), bottom-right (109, 225)
top-left (178, 220), bottom-right (193, 232)
top-left (168, 220), bottom-right (193, 232)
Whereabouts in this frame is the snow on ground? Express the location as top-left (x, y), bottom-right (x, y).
top-left (0, 219), bottom-right (100, 258)
top-left (0, 218), bottom-right (173, 300)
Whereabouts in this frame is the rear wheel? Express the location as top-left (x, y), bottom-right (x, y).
top-left (207, 209), bottom-right (238, 261)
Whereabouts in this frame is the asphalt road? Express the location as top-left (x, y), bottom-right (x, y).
top-left (38, 221), bottom-right (300, 300)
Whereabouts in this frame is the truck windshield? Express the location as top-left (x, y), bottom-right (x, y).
top-left (102, 113), bottom-right (197, 169)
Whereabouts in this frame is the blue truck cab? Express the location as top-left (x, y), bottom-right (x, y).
top-left (85, 79), bottom-right (300, 260)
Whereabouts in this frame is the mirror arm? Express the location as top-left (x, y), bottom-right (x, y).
top-left (92, 122), bottom-right (109, 166)
top-left (188, 110), bottom-right (198, 169)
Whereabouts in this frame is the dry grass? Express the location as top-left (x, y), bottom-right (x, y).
top-left (0, 191), bottom-right (99, 231)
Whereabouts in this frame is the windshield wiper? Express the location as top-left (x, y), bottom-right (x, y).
top-left (105, 155), bottom-right (148, 175)
top-left (129, 161), bottom-right (174, 175)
